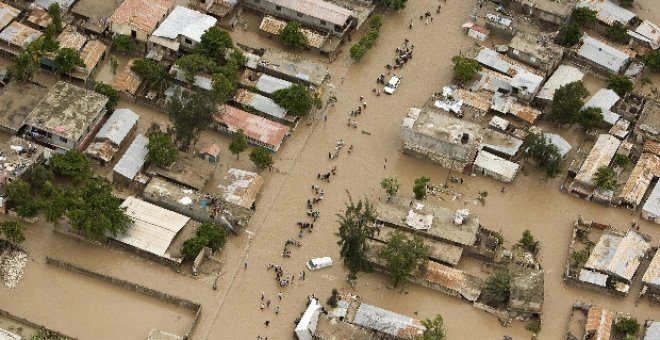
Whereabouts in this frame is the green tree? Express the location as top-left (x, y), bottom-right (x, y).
top-left (49, 150), bottom-right (92, 181)
top-left (47, 3), bottom-right (63, 33)
top-left (229, 129), bottom-right (248, 160)
top-left (614, 317), bottom-right (640, 336)
top-left (41, 24), bottom-right (60, 52)
top-left (372, 0), bottom-right (407, 10)
top-left (518, 230), bottom-right (539, 253)
top-left (555, 24), bottom-right (581, 47)
top-left (614, 154), bottom-right (631, 168)
top-left (166, 91), bottom-right (215, 146)
top-left (110, 56), bottom-right (119, 74)
top-left (619, 0), bottom-right (633, 8)
top-left (417, 314), bottom-right (446, 340)
top-left (272, 84), bottom-right (314, 117)
top-left (592, 166), bottom-right (616, 190)
top-left (197, 27), bottom-right (233, 61)
top-left (2, 179), bottom-right (38, 217)
top-left (250, 146), bottom-right (273, 170)
top-left (413, 177), bottom-right (430, 200)
top-left (65, 177), bottom-right (130, 241)
top-left (113, 34), bottom-right (136, 53)
top-left (326, 288), bottom-right (339, 308)
top-left (174, 54), bottom-right (214, 83)
top-left (9, 39), bottom-right (44, 82)
top-left (349, 43), bottom-right (367, 61)
top-left (573, 7), bottom-right (597, 26)
top-left (147, 132), bottom-right (178, 168)
top-left (576, 106), bottom-right (604, 130)
top-left (526, 320), bottom-right (542, 333)
top-left (646, 50), bottom-right (660, 72)
top-left (29, 328), bottom-right (71, 340)
top-left (550, 81), bottom-right (590, 124)
top-left (54, 48), bottom-right (84, 76)
top-left (131, 58), bottom-right (170, 96)
top-left (523, 133), bottom-right (563, 178)
top-left (94, 81), bottom-right (120, 111)
top-left (42, 186), bottom-right (71, 225)
top-left (337, 195), bottom-right (379, 277)
top-left (29, 165), bottom-right (54, 196)
top-left (0, 220), bottom-right (25, 244)
top-left (378, 230), bottom-right (430, 289)
top-left (196, 221), bottom-right (226, 251)
top-left (211, 72), bottom-right (235, 103)
top-left (451, 56), bottom-right (482, 84)
top-left (280, 21), bottom-right (308, 47)
top-left (607, 21), bottom-right (629, 43)
top-left (571, 250), bottom-right (589, 267)
top-left (608, 75), bottom-right (634, 96)
top-left (181, 235), bottom-right (209, 258)
top-left (380, 177), bottom-right (400, 200)
top-left (481, 271), bottom-right (511, 306)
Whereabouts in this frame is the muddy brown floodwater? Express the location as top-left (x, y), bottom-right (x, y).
top-left (2, 0), bottom-right (660, 339)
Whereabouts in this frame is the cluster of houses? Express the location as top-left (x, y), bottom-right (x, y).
top-left (566, 302), bottom-right (659, 340)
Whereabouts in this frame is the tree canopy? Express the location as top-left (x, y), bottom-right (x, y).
top-left (250, 146), bottom-right (273, 170)
top-left (272, 84), bottom-right (315, 117)
top-left (606, 21), bottom-right (629, 43)
top-left (592, 166), bottom-right (617, 190)
top-left (0, 220), bottom-right (25, 244)
top-left (280, 21), bottom-right (308, 47)
top-left (646, 50), bottom-right (660, 72)
top-left (182, 221), bottom-right (227, 259)
top-left (94, 81), bottom-right (120, 111)
top-left (337, 195), bottom-right (379, 277)
top-left (47, 3), bottom-right (63, 33)
top-left (166, 91), bottom-right (215, 146)
top-left (481, 271), bottom-right (511, 307)
top-left (523, 133), bottom-right (563, 178)
top-left (417, 314), bottom-right (446, 340)
top-left (451, 56), bottom-right (482, 84)
top-left (614, 317), bottom-right (640, 336)
top-left (174, 54), bottom-right (214, 83)
top-left (378, 230), bottom-right (430, 288)
top-left (380, 177), bottom-right (400, 200)
top-left (555, 24), bottom-right (581, 47)
top-left (619, 0), bottom-right (633, 8)
top-left (113, 34), bottom-right (136, 53)
top-left (131, 58), bottom-right (170, 96)
top-left (550, 81), bottom-right (590, 124)
top-left (350, 16), bottom-right (383, 61)
top-left (54, 48), bottom-right (84, 75)
top-left (372, 0), bottom-right (407, 10)
top-left (576, 106), bottom-right (604, 130)
top-left (229, 129), bottom-right (248, 160)
top-left (49, 150), bottom-right (93, 181)
top-left (197, 27), bottom-right (234, 61)
top-left (413, 177), bottom-right (430, 200)
top-left (573, 7), bottom-right (597, 26)
top-left (147, 132), bottom-right (178, 168)
top-left (608, 75), bottom-right (634, 96)
top-left (517, 230), bottom-right (539, 253)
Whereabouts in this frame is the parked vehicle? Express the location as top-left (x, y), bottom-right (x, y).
top-left (384, 76), bottom-right (401, 95)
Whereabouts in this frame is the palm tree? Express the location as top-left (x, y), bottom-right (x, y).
top-left (481, 271), bottom-right (511, 306)
top-left (592, 166), bottom-right (616, 190)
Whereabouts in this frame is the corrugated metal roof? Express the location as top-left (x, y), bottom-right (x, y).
top-left (424, 261), bottom-right (481, 301)
top-left (643, 182), bottom-right (660, 219)
top-left (0, 22), bottom-right (42, 48)
top-left (586, 230), bottom-right (650, 281)
top-left (353, 303), bottom-right (425, 338)
top-left (259, 48), bottom-right (329, 86)
top-left (576, 0), bottom-right (636, 26)
top-left (78, 40), bottom-right (107, 70)
top-left (582, 89), bottom-right (621, 125)
top-left (474, 150), bottom-right (519, 182)
top-left (233, 88), bottom-right (287, 119)
top-left (26, 8), bottom-right (51, 29)
top-left (454, 88), bottom-right (492, 112)
top-left (266, 0), bottom-right (352, 26)
top-left (644, 321), bottom-right (660, 340)
top-left (511, 102), bottom-right (541, 124)
top-left (109, 0), bottom-right (170, 34)
top-left (619, 153), bottom-right (660, 207)
top-left (85, 141), bottom-right (117, 163)
top-left (115, 196), bottom-right (190, 261)
top-left (574, 134), bottom-right (621, 187)
top-left (578, 35), bottom-right (630, 74)
top-left (608, 118), bottom-right (630, 139)
top-left (96, 108), bottom-right (139, 146)
top-left (34, 0), bottom-right (76, 11)
top-left (0, 3), bottom-right (20, 32)
top-left (642, 249), bottom-right (660, 289)
top-left (475, 47), bottom-right (545, 77)
top-left (489, 116), bottom-right (510, 130)
top-left (579, 269), bottom-right (609, 287)
top-left (632, 20), bottom-right (660, 49)
top-left (543, 133), bottom-right (571, 158)
top-left (259, 16), bottom-right (326, 49)
top-left (217, 168), bottom-right (265, 209)
top-left (56, 30), bottom-right (86, 51)
top-left (585, 306), bottom-right (613, 340)
top-left (112, 60), bottom-right (142, 95)
top-left (536, 64), bottom-right (585, 101)
top-left (214, 105), bottom-right (289, 151)
top-left (586, 232), bottom-right (623, 272)
top-left (169, 64), bottom-right (213, 90)
top-left (113, 134), bottom-right (148, 180)
top-left (510, 71), bottom-right (543, 96)
top-left (151, 6), bottom-right (216, 44)
top-left (256, 74), bottom-right (293, 94)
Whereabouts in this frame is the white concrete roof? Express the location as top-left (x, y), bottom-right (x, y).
top-left (115, 196), bottom-right (190, 260)
top-left (151, 6), bottom-right (217, 43)
top-left (578, 35), bottom-right (630, 74)
top-left (582, 89), bottom-right (621, 125)
top-left (631, 20), bottom-right (660, 50)
top-left (536, 64), bottom-right (584, 101)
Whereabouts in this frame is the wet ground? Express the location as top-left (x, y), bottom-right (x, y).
top-left (1, 0), bottom-right (660, 339)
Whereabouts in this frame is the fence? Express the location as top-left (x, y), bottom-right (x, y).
top-left (0, 308), bottom-right (74, 339)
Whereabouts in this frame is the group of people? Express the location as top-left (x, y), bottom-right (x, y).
top-left (391, 44), bottom-right (413, 69)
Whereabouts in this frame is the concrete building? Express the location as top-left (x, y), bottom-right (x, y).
top-left (113, 134), bottom-right (149, 188)
top-left (628, 20), bottom-right (660, 50)
top-left (197, 143), bottom-right (220, 163)
top-left (473, 150), bottom-right (520, 183)
top-left (149, 6), bottom-right (217, 58)
top-left (24, 82), bottom-right (108, 150)
top-left (502, 0), bottom-right (575, 28)
top-left (509, 268), bottom-right (544, 316)
top-left (0, 137), bottom-right (46, 190)
top-left (146, 152), bottom-right (216, 191)
top-left (241, 0), bottom-right (355, 36)
top-left (108, 0), bottom-right (170, 44)
top-left (401, 107), bottom-right (482, 171)
top-left (86, 108), bottom-right (139, 164)
top-left (257, 48), bottom-right (329, 86)
top-left (535, 64), bottom-right (585, 106)
top-left (213, 105), bottom-right (289, 152)
top-left (507, 31), bottom-right (563, 73)
top-left (581, 89), bottom-right (622, 126)
top-left (576, 0), bottom-right (637, 27)
top-left (576, 35), bottom-right (631, 75)
top-left (0, 22), bottom-right (42, 55)
top-left (474, 47), bottom-right (546, 78)
top-left (570, 134), bottom-right (621, 196)
top-left (0, 82), bottom-right (48, 134)
top-left (636, 99), bottom-right (660, 142)
top-left (71, 0), bottom-right (123, 34)
top-left (216, 167), bottom-right (264, 219)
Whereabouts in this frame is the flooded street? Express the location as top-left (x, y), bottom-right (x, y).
top-left (1, 0), bottom-right (660, 339)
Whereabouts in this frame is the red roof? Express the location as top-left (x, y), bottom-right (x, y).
top-left (215, 105), bottom-right (289, 152)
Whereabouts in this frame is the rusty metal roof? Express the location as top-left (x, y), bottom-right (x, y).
top-left (266, 0), bottom-right (352, 26)
top-left (424, 261), bottom-right (482, 301)
top-left (214, 105), bottom-right (289, 152)
top-left (0, 3), bottom-right (20, 32)
top-left (510, 102), bottom-right (541, 124)
top-left (217, 168), bottom-right (265, 210)
top-left (26, 8), bottom-right (51, 29)
top-left (79, 40), bottom-right (107, 70)
top-left (585, 306), bottom-right (613, 340)
top-left (574, 134), bottom-right (621, 187)
top-left (109, 0), bottom-right (170, 34)
top-left (454, 88), bottom-right (492, 112)
top-left (259, 16), bottom-right (327, 49)
top-left (644, 140), bottom-right (660, 156)
top-left (620, 153), bottom-right (660, 207)
top-left (112, 60), bottom-right (142, 95)
top-left (197, 142), bottom-right (220, 157)
top-left (56, 29), bottom-right (87, 51)
top-left (642, 249), bottom-right (660, 288)
top-left (0, 22), bottom-right (42, 48)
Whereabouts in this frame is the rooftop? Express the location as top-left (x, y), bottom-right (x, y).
top-left (585, 306), bottom-right (613, 340)
top-left (376, 197), bottom-right (480, 246)
top-left (214, 105), bottom-right (289, 152)
top-left (0, 3), bottom-right (21, 32)
top-left (266, 0), bottom-right (353, 26)
top-left (85, 141), bottom-right (117, 163)
top-left (113, 134), bottom-right (148, 181)
top-left (169, 65), bottom-right (213, 90)
top-left (543, 133), bottom-right (572, 158)
top-left (26, 8), bottom-right (51, 29)
top-left (473, 150), bottom-right (520, 182)
top-left (0, 136), bottom-right (45, 187)
top-left (642, 182), bottom-right (660, 219)
top-left (116, 196), bottom-right (190, 262)
top-left (424, 260), bottom-right (482, 301)
top-left (510, 0), bottom-right (576, 17)
top-left (619, 152), bottom-right (660, 207)
top-left (510, 101), bottom-right (541, 125)
top-left (585, 230), bottom-right (650, 281)
top-left (576, 0), bottom-right (636, 26)
top-left (574, 134), bottom-right (621, 187)
top-left (255, 74), bottom-right (293, 94)
top-left (71, 0), bottom-right (123, 33)
top-left (371, 225), bottom-right (464, 266)
top-left (582, 89), bottom-right (621, 125)
top-left (259, 48), bottom-right (329, 86)
top-left (146, 152), bottom-right (217, 191)
top-left (401, 108), bottom-right (481, 147)
top-left (352, 303), bottom-right (425, 339)
top-left (509, 268), bottom-right (544, 314)
top-left (34, 0), bottom-right (76, 12)
top-left (638, 99), bottom-right (660, 139)
top-left (508, 31), bottom-right (563, 67)
top-left (0, 22), bottom-right (43, 49)
top-left (0, 82), bottom-right (48, 132)
top-left (151, 6), bottom-right (216, 46)
top-left (474, 47), bottom-right (545, 77)
top-left (77, 40), bottom-right (108, 72)
top-left (536, 64), bottom-right (585, 101)
top-left (629, 20), bottom-right (660, 50)
top-left (642, 249), bottom-right (660, 289)
top-left (25, 82), bottom-right (108, 142)
top-left (217, 168), bottom-right (264, 210)
top-left (644, 321), bottom-right (660, 340)
top-left (109, 0), bottom-right (170, 34)
top-left (95, 108), bottom-right (139, 146)
top-left (233, 89), bottom-right (287, 119)
top-left (578, 35), bottom-right (630, 74)
top-left (480, 129), bottom-right (523, 157)
top-left (55, 29), bottom-right (86, 51)
top-left (259, 16), bottom-right (326, 49)
top-left (112, 60), bottom-right (142, 95)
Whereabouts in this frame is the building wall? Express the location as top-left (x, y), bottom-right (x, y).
top-left (110, 23), bottom-right (150, 43)
top-left (25, 108), bottom-right (105, 150)
top-left (242, 0), bottom-right (347, 35)
top-left (401, 127), bottom-right (472, 164)
top-left (473, 163), bottom-right (515, 183)
top-left (502, 0), bottom-right (571, 29)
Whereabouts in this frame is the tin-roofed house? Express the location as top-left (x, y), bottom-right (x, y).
top-left (86, 108), bottom-right (139, 164)
top-left (619, 142), bottom-right (660, 209)
top-left (108, 0), bottom-right (170, 44)
top-left (0, 82), bottom-right (48, 134)
top-left (190, 0), bottom-right (240, 28)
top-left (112, 60), bottom-right (143, 96)
top-left (576, 0), bottom-right (637, 27)
top-left (575, 35), bottom-right (631, 75)
top-left (213, 105), bottom-right (290, 152)
top-left (535, 64), bottom-right (585, 107)
top-left (642, 182), bottom-right (660, 223)
top-left (584, 305), bottom-right (614, 340)
top-left (23, 82), bottom-right (108, 150)
top-left (113, 134), bottom-right (149, 188)
top-left (71, 40), bottom-right (108, 81)
top-left (232, 88), bottom-right (295, 125)
top-left (41, 29), bottom-right (87, 70)
top-left (507, 31), bottom-right (563, 73)
top-left (569, 134), bottom-right (621, 198)
top-left (643, 321), bottom-right (660, 340)
top-left (351, 302), bottom-right (425, 339)
top-left (148, 6), bottom-right (217, 59)
top-left (628, 20), bottom-right (660, 50)
top-left (642, 249), bottom-right (660, 298)
top-left (0, 22), bottom-right (43, 55)
top-left (473, 150), bottom-right (520, 183)
top-left (0, 3), bottom-right (21, 33)
top-left (197, 143), bottom-right (220, 163)
top-left (502, 0), bottom-right (576, 29)
top-left (254, 74), bottom-right (293, 95)
top-left (581, 89), bottom-right (622, 126)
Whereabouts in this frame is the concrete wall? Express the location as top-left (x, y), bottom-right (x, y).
top-left (401, 127), bottom-right (472, 164)
top-left (110, 23), bottom-right (150, 43)
top-left (502, 0), bottom-right (571, 29)
top-left (242, 0), bottom-right (347, 35)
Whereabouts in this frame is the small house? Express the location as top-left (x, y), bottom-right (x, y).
top-left (507, 30), bottom-right (563, 73)
top-left (635, 99), bottom-right (660, 142)
top-left (0, 22), bottom-right (42, 55)
top-left (71, 40), bottom-right (108, 81)
top-left (581, 89), bottom-right (621, 126)
top-left (628, 20), bottom-right (660, 50)
top-left (113, 134), bottom-right (149, 188)
top-left (259, 16), bottom-right (328, 50)
top-left (576, 0), bottom-right (637, 27)
top-left (0, 3), bottom-right (21, 33)
top-left (217, 167), bottom-right (264, 213)
top-left (462, 22), bottom-right (490, 42)
top-left (197, 143), bottom-right (220, 163)
top-left (642, 183), bottom-right (660, 223)
top-left (509, 268), bottom-right (544, 316)
top-left (570, 134), bottom-right (621, 196)
top-left (213, 105), bottom-right (290, 152)
top-left (351, 303), bottom-right (425, 339)
top-left (190, 0), bottom-right (240, 28)
top-left (148, 6), bottom-right (217, 58)
top-left (112, 60), bottom-right (143, 96)
top-left (108, 0), bottom-right (170, 44)
top-left (535, 64), bottom-right (585, 107)
top-left (619, 142), bottom-right (660, 209)
top-left (584, 306), bottom-right (614, 340)
top-left (0, 136), bottom-right (46, 189)
top-left (146, 152), bottom-right (217, 191)
top-left (473, 150), bottom-right (520, 183)
top-left (641, 249), bottom-right (660, 296)
top-left (232, 89), bottom-right (291, 124)
top-left (258, 48), bottom-right (329, 86)
top-left (0, 82), bottom-right (48, 134)
top-left (576, 35), bottom-right (631, 75)
top-left (87, 108), bottom-right (139, 164)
